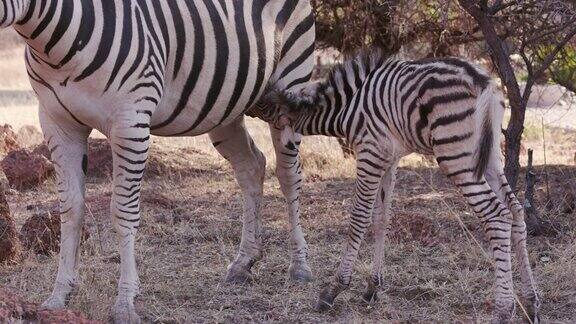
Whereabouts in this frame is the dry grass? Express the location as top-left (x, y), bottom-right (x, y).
top-left (1, 38), bottom-right (575, 323)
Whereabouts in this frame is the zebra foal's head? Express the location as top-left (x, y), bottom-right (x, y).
top-left (249, 82), bottom-right (324, 129)
top-left (246, 81), bottom-right (321, 129)
top-left (0, 0), bottom-right (28, 28)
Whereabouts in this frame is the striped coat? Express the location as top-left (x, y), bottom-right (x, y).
top-left (1, 1), bottom-right (315, 322)
top-left (261, 50), bottom-right (541, 323)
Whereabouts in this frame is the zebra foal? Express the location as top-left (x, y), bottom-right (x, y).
top-left (1, 0), bottom-right (315, 322)
top-left (256, 50), bottom-right (540, 323)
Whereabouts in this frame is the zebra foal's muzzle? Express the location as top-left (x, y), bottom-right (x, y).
top-left (273, 113), bottom-right (293, 130)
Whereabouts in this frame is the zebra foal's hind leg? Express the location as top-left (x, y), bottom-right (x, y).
top-left (440, 161), bottom-right (515, 323)
top-left (109, 109), bottom-right (151, 324)
top-left (485, 160), bottom-right (540, 322)
top-left (209, 117), bottom-right (266, 283)
top-left (39, 109), bottom-right (91, 310)
top-left (270, 126), bottom-right (312, 282)
top-left (363, 160), bottom-right (398, 303)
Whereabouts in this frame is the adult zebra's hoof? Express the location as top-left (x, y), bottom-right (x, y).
top-left (289, 261), bottom-right (313, 282)
top-left (225, 265), bottom-right (254, 284)
top-left (111, 299), bottom-right (141, 324)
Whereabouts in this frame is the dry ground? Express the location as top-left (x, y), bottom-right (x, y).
top-left (1, 31), bottom-right (576, 323)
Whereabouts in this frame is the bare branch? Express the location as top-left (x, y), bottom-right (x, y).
top-left (533, 26), bottom-right (576, 77)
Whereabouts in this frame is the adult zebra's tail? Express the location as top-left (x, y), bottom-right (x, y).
top-left (474, 82), bottom-right (504, 180)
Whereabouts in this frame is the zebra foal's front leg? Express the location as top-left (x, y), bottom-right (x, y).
top-left (317, 147), bottom-right (386, 311)
top-left (109, 110), bottom-right (151, 324)
top-left (363, 160), bottom-right (398, 303)
top-left (40, 110), bottom-right (92, 310)
top-left (209, 118), bottom-right (266, 283)
top-left (270, 126), bottom-right (312, 282)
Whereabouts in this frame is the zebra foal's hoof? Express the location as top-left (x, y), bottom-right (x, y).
top-left (315, 286), bottom-right (335, 312)
top-left (361, 277), bottom-right (381, 304)
top-left (315, 298), bottom-right (334, 312)
top-left (315, 281), bottom-right (347, 312)
top-left (520, 294), bottom-right (541, 324)
top-left (289, 261), bottom-right (313, 283)
top-left (361, 289), bottom-right (378, 304)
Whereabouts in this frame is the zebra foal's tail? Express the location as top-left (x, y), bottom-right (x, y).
top-left (474, 81), bottom-right (505, 180)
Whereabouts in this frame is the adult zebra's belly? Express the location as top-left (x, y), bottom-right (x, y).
top-left (148, 69), bottom-right (271, 137)
top-left (149, 92), bottom-right (250, 137)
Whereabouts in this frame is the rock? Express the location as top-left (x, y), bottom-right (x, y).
top-left (20, 211), bottom-right (89, 255)
top-left (86, 139), bottom-right (113, 178)
top-left (37, 309), bottom-right (100, 324)
top-left (32, 142), bottom-right (51, 160)
top-left (0, 124), bottom-right (21, 157)
top-left (0, 287), bottom-right (37, 322)
top-left (31, 139), bottom-right (113, 179)
top-left (31, 139), bottom-right (215, 180)
top-left (0, 287), bottom-right (100, 323)
top-left (523, 83), bottom-right (575, 109)
top-left (0, 170), bottom-right (9, 192)
top-left (1, 148), bottom-right (55, 190)
top-left (17, 125), bottom-right (44, 148)
top-left (0, 190), bottom-right (21, 264)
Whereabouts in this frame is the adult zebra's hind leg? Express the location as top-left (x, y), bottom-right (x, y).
top-left (270, 126), bottom-right (312, 282)
top-left (109, 110), bottom-right (151, 324)
top-left (363, 160), bottom-right (398, 303)
top-left (40, 110), bottom-right (91, 310)
top-left (485, 160), bottom-right (540, 322)
top-left (210, 118), bottom-right (266, 283)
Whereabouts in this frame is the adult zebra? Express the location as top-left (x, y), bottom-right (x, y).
top-left (257, 51), bottom-right (540, 323)
top-left (1, 0), bottom-right (314, 322)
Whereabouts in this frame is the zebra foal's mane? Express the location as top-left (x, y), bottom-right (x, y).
top-left (275, 48), bottom-right (393, 113)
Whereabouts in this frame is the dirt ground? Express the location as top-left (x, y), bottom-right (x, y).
top-left (1, 31), bottom-right (576, 323)
top-left (1, 148), bottom-right (575, 323)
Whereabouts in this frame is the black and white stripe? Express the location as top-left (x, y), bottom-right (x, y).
top-left (1, 1), bottom-right (315, 321)
top-left (264, 50), bottom-right (540, 322)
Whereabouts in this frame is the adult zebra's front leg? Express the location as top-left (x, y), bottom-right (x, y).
top-left (317, 146), bottom-right (386, 310)
top-left (40, 110), bottom-right (91, 310)
top-left (109, 110), bottom-right (151, 324)
top-left (270, 126), bottom-right (312, 282)
top-left (209, 118), bottom-right (266, 283)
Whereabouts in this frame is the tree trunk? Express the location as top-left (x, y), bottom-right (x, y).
top-left (504, 102), bottom-right (525, 189)
top-left (458, 0), bottom-right (527, 189)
